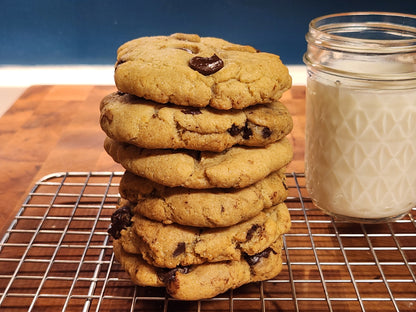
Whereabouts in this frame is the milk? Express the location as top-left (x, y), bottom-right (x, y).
top-left (305, 71), bottom-right (416, 220)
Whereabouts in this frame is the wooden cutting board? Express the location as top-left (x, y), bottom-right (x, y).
top-left (0, 85), bottom-right (305, 236)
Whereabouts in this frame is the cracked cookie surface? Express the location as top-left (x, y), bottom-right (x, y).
top-left (119, 168), bottom-right (288, 227)
top-left (100, 92), bottom-right (293, 152)
top-left (104, 136), bottom-right (293, 189)
top-left (114, 33), bottom-right (292, 110)
top-left (116, 202), bottom-right (290, 268)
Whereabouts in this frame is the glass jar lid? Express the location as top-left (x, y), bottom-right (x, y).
top-left (304, 12), bottom-right (416, 82)
top-left (306, 12), bottom-right (416, 54)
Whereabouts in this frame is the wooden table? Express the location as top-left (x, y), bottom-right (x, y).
top-left (0, 85), bottom-right (305, 237)
top-left (1, 85), bottom-right (415, 312)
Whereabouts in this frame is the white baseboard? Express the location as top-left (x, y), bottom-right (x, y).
top-left (0, 64), bottom-right (306, 117)
top-left (0, 65), bottom-right (306, 87)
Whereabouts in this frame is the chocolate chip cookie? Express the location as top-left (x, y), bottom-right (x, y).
top-left (113, 236), bottom-right (284, 300)
top-left (100, 92), bottom-right (293, 152)
top-left (119, 168), bottom-right (288, 227)
top-left (104, 136), bottom-right (293, 189)
top-left (114, 33), bottom-right (292, 110)
top-left (115, 202), bottom-right (290, 268)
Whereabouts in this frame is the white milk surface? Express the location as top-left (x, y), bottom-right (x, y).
top-left (305, 74), bottom-right (416, 219)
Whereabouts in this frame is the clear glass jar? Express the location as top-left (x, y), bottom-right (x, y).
top-left (303, 12), bottom-right (416, 223)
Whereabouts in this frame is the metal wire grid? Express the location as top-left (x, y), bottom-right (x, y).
top-left (0, 172), bottom-right (415, 312)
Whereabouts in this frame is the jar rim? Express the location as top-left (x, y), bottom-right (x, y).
top-left (307, 11), bottom-right (416, 53)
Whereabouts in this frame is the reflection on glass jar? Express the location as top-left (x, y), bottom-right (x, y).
top-left (303, 12), bottom-right (416, 223)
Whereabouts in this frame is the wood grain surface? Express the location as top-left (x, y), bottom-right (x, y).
top-left (0, 85), bottom-right (305, 237)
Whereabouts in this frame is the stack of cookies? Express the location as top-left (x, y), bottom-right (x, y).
top-left (101, 33), bottom-right (293, 300)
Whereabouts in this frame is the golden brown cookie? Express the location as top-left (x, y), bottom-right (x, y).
top-left (119, 169), bottom-right (288, 227)
top-left (100, 92), bottom-right (293, 152)
top-left (104, 137), bottom-right (293, 189)
top-left (114, 33), bottom-right (292, 110)
top-left (113, 237), bottom-right (284, 300)
top-left (116, 202), bottom-right (290, 268)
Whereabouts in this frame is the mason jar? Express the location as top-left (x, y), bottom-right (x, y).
top-left (303, 12), bottom-right (416, 223)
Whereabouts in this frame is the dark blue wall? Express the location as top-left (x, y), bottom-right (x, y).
top-left (1, 0), bottom-right (415, 65)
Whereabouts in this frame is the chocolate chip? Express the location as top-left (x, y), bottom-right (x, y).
top-left (227, 124), bottom-right (241, 136)
top-left (181, 108), bottom-right (202, 115)
top-left (244, 248), bottom-right (275, 266)
top-left (246, 224), bottom-right (260, 241)
top-left (242, 123), bottom-right (253, 139)
top-left (107, 205), bottom-right (132, 239)
top-left (262, 127), bottom-right (272, 138)
top-left (189, 54), bottom-right (224, 75)
top-left (157, 266), bottom-right (190, 284)
top-left (173, 242), bottom-right (186, 257)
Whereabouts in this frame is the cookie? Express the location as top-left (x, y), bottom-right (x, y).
top-left (113, 239), bottom-right (164, 288)
top-left (100, 92), bottom-right (293, 152)
top-left (104, 136), bottom-right (293, 189)
top-left (114, 33), bottom-right (292, 110)
top-left (119, 169), bottom-right (288, 227)
top-left (115, 202), bottom-right (290, 268)
top-left (113, 237), bottom-right (284, 300)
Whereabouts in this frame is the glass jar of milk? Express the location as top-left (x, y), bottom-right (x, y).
top-left (304, 12), bottom-right (416, 223)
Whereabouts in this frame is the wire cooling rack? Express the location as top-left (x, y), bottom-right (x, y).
top-left (0, 172), bottom-right (415, 312)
